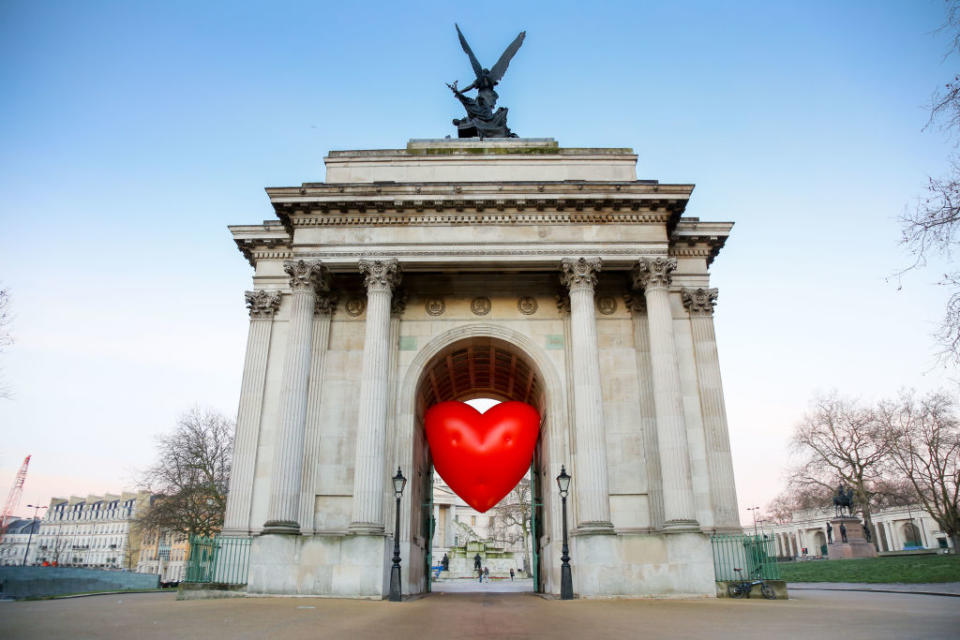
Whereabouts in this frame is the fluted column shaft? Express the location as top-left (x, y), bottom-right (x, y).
top-left (224, 290), bottom-right (281, 534)
top-left (298, 293), bottom-right (337, 534)
top-left (560, 258), bottom-right (613, 531)
top-left (263, 260), bottom-right (329, 534)
top-left (625, 294), bottom-right (664, 530)
top-left (683, 287), bottom-right (740, 529)
top-left (350, 259), bottom-right (401, 533)
top-left (633, 258), bottom-right (698, 530)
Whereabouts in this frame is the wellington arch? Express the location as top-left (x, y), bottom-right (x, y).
top-left (222, 137), bottom-right (740, 598)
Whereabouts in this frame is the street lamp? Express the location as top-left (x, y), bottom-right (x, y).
top-left (389, 467), bottom-right (407, 602)
top-left (556, 465), bottom-right (573, 600)
top-left (22, 504), bottom-right (47, 566)
top-left (747, 506), bottom-right (760, 537)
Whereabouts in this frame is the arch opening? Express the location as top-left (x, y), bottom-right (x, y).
top-left (411, 335), bottom-right (548, 595)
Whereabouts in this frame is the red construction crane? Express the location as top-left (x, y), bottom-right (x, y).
top-left (0, 455), bottom-right (31, 545)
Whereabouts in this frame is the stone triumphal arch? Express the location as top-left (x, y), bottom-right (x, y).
top-left (224, 138), bottom-right (739, 598)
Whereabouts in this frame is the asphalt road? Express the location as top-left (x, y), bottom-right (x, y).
top-left (3, 588), bottom-right (958, 640)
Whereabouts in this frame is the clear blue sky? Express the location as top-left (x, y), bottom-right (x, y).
top-left (0, 1), bottom-right (956, 524)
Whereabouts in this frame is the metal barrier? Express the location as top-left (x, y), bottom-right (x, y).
top-left (711, 534), bottom-right (781, 581)
top-left (185, 535), bottom-right (251, 585)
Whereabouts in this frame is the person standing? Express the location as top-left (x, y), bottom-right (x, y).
top-left (509, 568), bottom-right (515, 581)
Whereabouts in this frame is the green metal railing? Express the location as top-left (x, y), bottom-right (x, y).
top-left (711, 534), bottom-right (781, 581)
top-left (185, 535), bottom-right (251, 585)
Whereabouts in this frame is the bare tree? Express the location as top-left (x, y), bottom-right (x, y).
top-left (492, 477), bottom-right (532, 575)
top-left (788, 394), bottom-right (895, 544)
top-left (137, 407), bottom-right (234, 538)
top-left (883, 391), bottom-right (960, 553)
top-left (900, 1), bottom-right (960, 363)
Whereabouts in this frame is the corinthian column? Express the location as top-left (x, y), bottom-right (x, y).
top-left (298, 292), bottom-right (339, 535)
top-left (350, 259), bottom-right (401, 533)
top-left (682, 287), bottom-right (740, 529)
top-left (224, 290), bottom-right (281, 535)
top-left (632, 257), bottom-right (698, 530)
top-left (262, 259), bottom-right (330, 535)
top-left (560, 258), bottom-right (613, 532)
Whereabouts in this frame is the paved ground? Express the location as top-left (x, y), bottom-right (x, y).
top-left (433, 577), bottom-right (534, 593)
top-left (3, 588), bottom-right (959, 640)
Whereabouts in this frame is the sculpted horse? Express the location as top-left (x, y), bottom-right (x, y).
top-left (833, 484), bottom-right (855, 518)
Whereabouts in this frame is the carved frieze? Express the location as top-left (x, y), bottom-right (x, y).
top-left (425, 297), bottom-right (446, 316)
top-left (596, 296), bottom-right (617, 315)
top-left (681, 287), bottom-right (718, 315)
top-left (518, 296), bottom-right (538, 315)
top-left (244, 290), bottom-right (282, 318)
top-left (471, 297), bottom-right (491, 316)
top-left (345, 298), bottom-right (366, 317)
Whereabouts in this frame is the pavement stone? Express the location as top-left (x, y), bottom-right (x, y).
top-left (3, 588), bottom-right (959, 640)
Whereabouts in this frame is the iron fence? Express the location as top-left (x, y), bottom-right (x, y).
top-left (185, 535), bottom-right (251, 585)
top-left (711, 534), bottom-right (781, 581)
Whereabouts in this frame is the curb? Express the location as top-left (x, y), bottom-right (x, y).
top-left (788, 585), bottom-right (960, 598)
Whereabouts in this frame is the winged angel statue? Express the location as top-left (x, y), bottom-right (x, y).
top-left (447, 24), bottom-right (525, 139)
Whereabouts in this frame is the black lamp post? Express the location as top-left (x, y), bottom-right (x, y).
top-left (22, 504), bottom-right (47, 566)
top-left (389, 467), bottom-right (407, 602)
top-left (556, 465), bottom-right (573, 600)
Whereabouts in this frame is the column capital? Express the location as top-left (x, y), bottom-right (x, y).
top-left (631, 257), bottom-right (677, 292)
top-left (681, 287), bottom-right (718, 315)
top-left (391, 288), bottom-right (408, 316)
top-left (359, 258), bottom-right (401, 292)
top-left (560, 257), bottom-right (602, 292)
top-left (314, 291), bottom-right (339, 316)
top-left (622, 292), bottom-right (646, 314)
top-left (283, 259), bottom-right (330, 293)
top-left (245, 290), bottom-right (282, 318)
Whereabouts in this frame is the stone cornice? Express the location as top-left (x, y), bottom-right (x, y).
top-left (267, 182), bottom-right (692, 233)
top-left (670, 219), bottom-right (733, 266)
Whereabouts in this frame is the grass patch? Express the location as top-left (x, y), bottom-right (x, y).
top-left (778, 554), bottom-right (960, 583)
top-left (20, 588), bottom-right (174, 601)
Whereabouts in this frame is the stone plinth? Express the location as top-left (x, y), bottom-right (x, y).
top-left (827, 517), bottom-right (878, 560)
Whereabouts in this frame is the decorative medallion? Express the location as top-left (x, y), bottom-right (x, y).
top-left (518, 296), bottom-right (538, 315)
top-left (425, 297), bottom-right (446, 316)
top-left (345, 297), bottom-right (366, 317)
top-left (471, 297), bottom-right (492, 316)
top-left (596, 296), bottom-right (617, 315)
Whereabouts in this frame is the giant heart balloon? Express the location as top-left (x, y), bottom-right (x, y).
top-left (425, 401), bottom-right (540, 513)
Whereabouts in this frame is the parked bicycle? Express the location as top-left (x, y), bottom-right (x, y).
top-left (727, 567), bottom-right (776, 599)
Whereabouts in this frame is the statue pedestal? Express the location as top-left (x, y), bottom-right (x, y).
top-left (827, 517), bottom-right (878, 560)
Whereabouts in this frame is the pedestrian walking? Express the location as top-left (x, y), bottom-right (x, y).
top-left (484, 566), bottom-right (489, 580)
top-left (509, 568), bottom-right (515, 581)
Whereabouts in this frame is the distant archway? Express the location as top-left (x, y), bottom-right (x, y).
top-left (397, 324), bottom-right (567, 596)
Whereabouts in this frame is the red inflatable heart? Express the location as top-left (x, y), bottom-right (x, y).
top-left (425, 401), bottom-right (540, 513)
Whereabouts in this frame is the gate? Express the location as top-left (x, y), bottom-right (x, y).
top-left (530, 459), bottom-right (543, 591)
top-left (185, 535), bottom-right (251, 585)
top-left (423, 466), bottom-right (434, 592)
top-left (711, 534), bottom-right (780, 581)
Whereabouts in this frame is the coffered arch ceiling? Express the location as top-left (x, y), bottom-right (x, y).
top-left (415, 336), bottom-right (546, 418)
